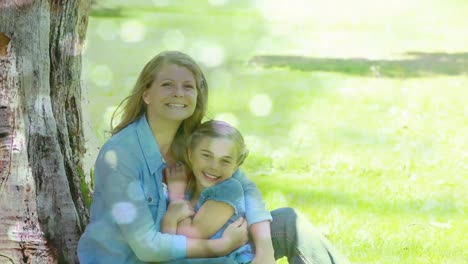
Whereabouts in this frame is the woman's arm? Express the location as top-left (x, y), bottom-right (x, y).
top-left (96, 145), bottom-right (246, 262)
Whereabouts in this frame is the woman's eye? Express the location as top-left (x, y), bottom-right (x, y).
top-left (184, 84), bottom-right (194, 89)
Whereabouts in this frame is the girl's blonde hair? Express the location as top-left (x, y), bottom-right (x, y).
top-left (185, 120), bottom-right (249, 168)
top-left (111, 50), bottom-right (208, 160)
top-left (184, 120), bottom-right (249, 195)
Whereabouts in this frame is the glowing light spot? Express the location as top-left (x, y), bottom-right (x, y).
top-left (152, 0), bottom-right (170, 7)
top-left (271, 148), bottom-right (289, 169)
top-left (112, 202), bottom-right (137, 224)
top-left (244, 135), bottom-right (264, 152)
top-left (120, 20), bottom-right (146, 43)
top-left (249, 94), bottom-right (272, 117)
top-left (289, 123), bottom-right (315, 147)
top-left (195, 43), bottom-right (225, 67)
top-left (91, 64), bottom-right (113, 87)
top-left (163, 29), bottom-right (185, 50)
top-left (265, 191), bottom-right (288, 207)
top-left (211, 69), bottom-right (232, 89)
top-left (214, 112), bottom-right (238, 127)
top-left (104, 150), bottom-right (118, 169)
top-left (127, 181), bottom-right (145, 201)
top-left (209, 0), bottom-right (229, 6)
top-left (104, 105), bottom-right (119, 127)
top-left (7, 222), bottom-right (21, 242)
top-left (7, 222), bottom-right (43, 242)
top-left (256, 0), bottom-right (312, 24)
top-left (96, 20), bottom-right (118, 41)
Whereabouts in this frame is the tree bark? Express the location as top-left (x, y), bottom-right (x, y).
top-left (0, 0), bottom-right (92, 263)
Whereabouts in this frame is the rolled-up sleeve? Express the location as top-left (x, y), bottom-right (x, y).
top-left (232, 170), bottom-right (272, 226)
top-left (95, 145), bottom-right (187, 262)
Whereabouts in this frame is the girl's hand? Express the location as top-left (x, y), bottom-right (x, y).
top-left (166, 200), bottom-right (194, 222)
top-left (165, 162), bottom-right (189, 201)
top-left (220, 217), bottom-right (248, 254)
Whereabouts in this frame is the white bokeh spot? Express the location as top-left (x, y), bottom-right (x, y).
top-left (214, 112), bottom-right (239, 127)
top-left (91, 64), bottom-right (113, 87)
top-left (152, 0), bottom-right (170, 7)
top-left (104, 105), bottom-right (119, 128)
top-left (163, 29), bottom-right (185, 50)
top-left (209, 0), bottom-right (229, 6)
top-left (249, 94), bottom-right (272, 117)
top-left (120, 20), bottom-right (146, 43)
top-left (96, 20), bottom-right (119, 41)
top-left (104, 150), bottom-right (118, 169)
top-left (196, 43), bottom-right (225, 67)
top-left (112, 202), bottom-right (137, 224)
top-left (127, 181), bottom-right (145, 201)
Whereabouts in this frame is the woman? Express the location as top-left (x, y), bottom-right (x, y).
top-left (77, 51), bottom-right (349, 264)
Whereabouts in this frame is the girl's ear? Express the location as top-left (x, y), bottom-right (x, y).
top-left (187, 149), bottom-right (193, 162)
top-left (142, 89), bottom-right (150, 105)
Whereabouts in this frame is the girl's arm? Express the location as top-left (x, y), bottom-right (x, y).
top-left (232, 169), bottom-right (272, 225)
top-left (249, 222), bottom-right (276, 264)
top-left (177, 200), bottom-right (235, 238)
top-left (232, 170), bottom-right (275, 262)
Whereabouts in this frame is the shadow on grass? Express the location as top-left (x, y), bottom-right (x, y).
top-left (254, 177), bottom-right (460, 217)
top-left (250, 52), bottom-right (468, 78)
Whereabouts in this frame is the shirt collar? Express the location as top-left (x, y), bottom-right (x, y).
top-left (135, 114), bottom-right (165, 175)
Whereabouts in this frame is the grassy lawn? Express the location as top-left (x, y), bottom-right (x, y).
top-left (83, 1), bottom-right (468, 263)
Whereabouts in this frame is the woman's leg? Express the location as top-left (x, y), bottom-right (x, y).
top-left (270, 207), bottom-right (350, 264)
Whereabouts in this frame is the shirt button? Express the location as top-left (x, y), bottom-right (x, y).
top-left (147, 197), bottom-right (152, 202)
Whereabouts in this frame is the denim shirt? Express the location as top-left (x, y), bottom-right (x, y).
top-left (77, 115), bottom-right (271, 263)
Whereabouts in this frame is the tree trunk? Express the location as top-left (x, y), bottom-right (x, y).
top-left (0, 0), bottom-right (92, 263)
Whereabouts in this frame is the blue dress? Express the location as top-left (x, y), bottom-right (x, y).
top-left (194, 178), bottom-right (254, 264)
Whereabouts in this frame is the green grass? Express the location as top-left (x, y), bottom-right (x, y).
top-left (83, 1), bottom-right (468, 263)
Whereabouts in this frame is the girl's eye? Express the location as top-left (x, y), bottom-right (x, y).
top-left (222, 160), bottom-right (231, 164)
top-left (162, 82), bottom-right (172, 87)
top-left (202, 153), bottom-right (211, 158)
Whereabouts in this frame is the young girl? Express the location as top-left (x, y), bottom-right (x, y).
top-left (161, 120), bottom-right (256, 263)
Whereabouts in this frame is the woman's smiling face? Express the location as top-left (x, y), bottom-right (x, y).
top-left (189, 136), bottom-right (239, 190)
top-left (143, 63), bottom-right (198, 123)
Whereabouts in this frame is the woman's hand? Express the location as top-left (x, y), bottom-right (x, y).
top-left (219, 217), bottom-right (248, 254)
top-left (165, 162), bottom-right (189, 201)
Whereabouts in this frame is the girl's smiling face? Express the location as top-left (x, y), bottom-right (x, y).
top-left (189, 136), bottom-right (239, 191)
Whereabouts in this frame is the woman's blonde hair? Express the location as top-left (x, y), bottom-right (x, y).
top-left (111, 51), bottom-right (208, 160)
